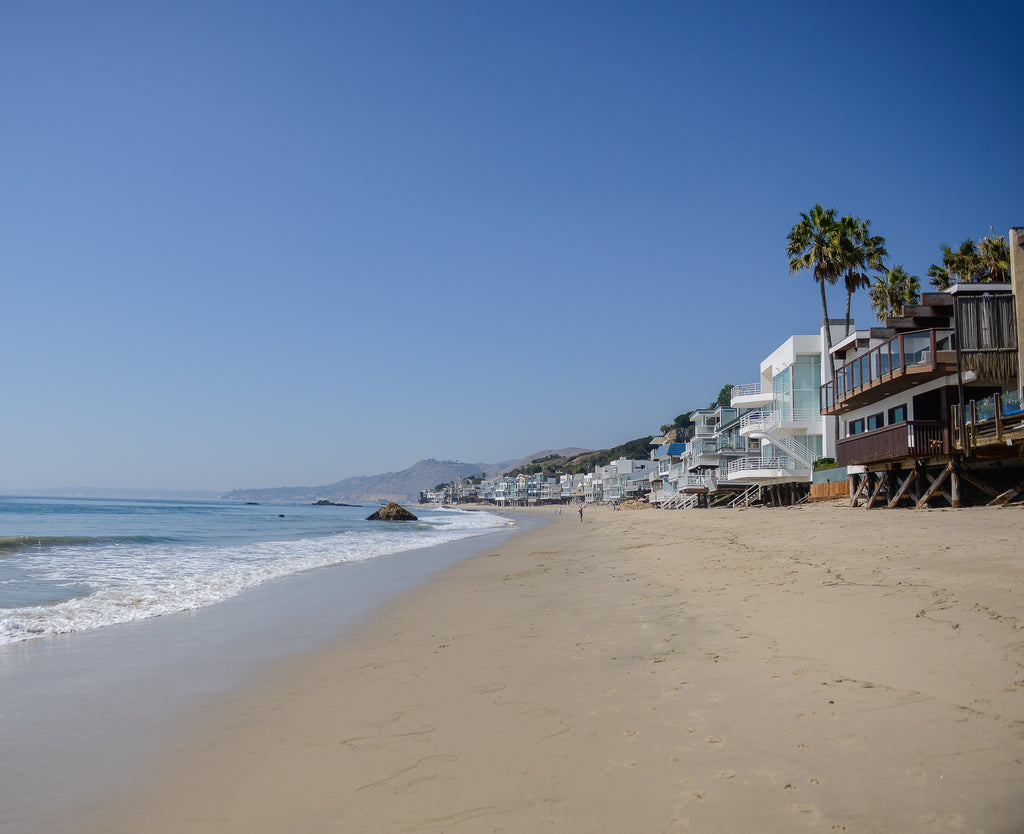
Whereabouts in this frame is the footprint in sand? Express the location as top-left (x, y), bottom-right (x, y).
top-left (717, 770), bottom-right (735, 779)
top-left (706, 736), bottom-right (723, 745)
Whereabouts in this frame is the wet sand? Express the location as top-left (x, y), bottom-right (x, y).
top-left (0, 517), bottom-right (535, 834)
top-left (79, 504), bottom-right (1024, 833)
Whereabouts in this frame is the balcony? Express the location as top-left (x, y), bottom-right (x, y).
top-left (820, 329), bottom-right (957, 416)
top-left (715, 434), bottom-right (750, 453)
top-left (834, 421), bottom-right (947, 466)
top-left (952, 391), bottom-right (1024, 453)
top-left (726, 455), bottom-right (810, 482)
top-left (731, 382), bottom-right (776, 408)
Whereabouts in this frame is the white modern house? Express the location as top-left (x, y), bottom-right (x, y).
top-left (728, 328), bottom-right (842, 496)
top-left (588, 458), bottom-right (656, 503)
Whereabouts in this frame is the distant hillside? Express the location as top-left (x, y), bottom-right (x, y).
top-left (485, 448), bottom-right (592, 477)
top-left (222, 459), bottom-right (491, 504)
top-left (504, 438), bottom-right (654, 477)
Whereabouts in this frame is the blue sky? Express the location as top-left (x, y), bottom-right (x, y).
top-left (2, 1), bottom-right (1021, 492)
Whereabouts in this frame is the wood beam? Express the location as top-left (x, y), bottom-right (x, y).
top-left (986, 481), bottom-right (1024, 506)
top-left (957, 470), bottom-right (1002, 499)
top-left (888, 469), bottom-right (917, 508)
top-left (850, 474), bottom-right (869, 507)
top-left (866, 470), bottom-right (888, 509)
top-left (916, 461), bottom-right (954, 509)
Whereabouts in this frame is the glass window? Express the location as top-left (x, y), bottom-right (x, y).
top-left (888, 405), bottom-right (907, 423)
top-left (773, 366), bottom-right (792, 392)
top-left (792, 355), bottom-right (820, 390)
top-left (849, 419), bottom-right (864, 436)
top-left (773, 367), bottom-right (792, 417)
top-left (794, 388), bottom-right (819, 414)
top-left (806, 435), bottom-right (823, 459)
top-left (866, 413), bottom-right (884, 431)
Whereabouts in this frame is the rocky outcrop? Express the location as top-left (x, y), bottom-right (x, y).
top-left (312, 499), bottom-right (356, 506)
top-left (365, 502), bottom-right (418, 521)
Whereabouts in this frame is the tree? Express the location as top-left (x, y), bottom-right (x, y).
top-left (927, 232), bottom-right (1009, 288)
top-left (869, 265), bottom-right (920, 321)
top-left (660, 412), bottom-right (694, 436)
top-left (977, 231), bottom-right (1010, 283)
top-left (787, 204), bottom-right (845, 398)
top-left (709, 384), bottom-right (733, 408)
top-left (928, 238), bottom-right (978, 288)
top-left (839, 216), bottom-right (887, 336)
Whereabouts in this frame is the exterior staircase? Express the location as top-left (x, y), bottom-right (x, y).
top-left (740, 410), bottom-right (817, 469)
top-left (728, 483), bottom-right (762, 508)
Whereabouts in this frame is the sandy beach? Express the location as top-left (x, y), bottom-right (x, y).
top-left (78, 503), bottom-right (1024, 833)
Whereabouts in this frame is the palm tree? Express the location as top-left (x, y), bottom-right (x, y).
top-left (839, 216), bottom-right (888, 335)
top-left (928, 238), bottom-right (978, 288)
top-left (977, 231), bottom-right (1010, 283)
top-left (787, 204), bottom-right (844, 439)
top-left (926, 245), bottom-right (955, 290)
top-left (869, 265), bottom-right (920, 321)
top-left (928, 233), bottom-right (1009, 288)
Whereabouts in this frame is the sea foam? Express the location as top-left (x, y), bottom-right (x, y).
top-left (0, 503), bottom-right (506, 645)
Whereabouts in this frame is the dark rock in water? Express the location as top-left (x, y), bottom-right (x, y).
top-left (366, 502), bottom-right (418, 521)
top-left (313, 499), bottom-right (357, 506)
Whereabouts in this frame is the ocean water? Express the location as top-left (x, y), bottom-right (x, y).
top-left (0, 495), bottom-right (508, 645)
top-left (0, 496), bottom-right (527, 832)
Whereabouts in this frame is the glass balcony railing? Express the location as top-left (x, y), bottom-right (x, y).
top-left (820, 329), bottom-right (955, 413)
top-left (963, 391), bottom-right (1024, 425)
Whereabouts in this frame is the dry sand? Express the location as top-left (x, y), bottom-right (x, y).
top-left (80, 503), bottom-right (1024, 833)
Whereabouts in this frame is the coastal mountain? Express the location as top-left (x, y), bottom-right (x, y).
top-left (221, 449), bottom-right (591, 505)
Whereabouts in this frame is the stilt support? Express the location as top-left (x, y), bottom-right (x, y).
top-left (866, 470), bottom-right (888, 509)
top-left (888, 468), bottom-right (917, 508)
top-left (916, 461), bottom-right (955, 509)
top-left (850, 474), bottom-right (869, 508)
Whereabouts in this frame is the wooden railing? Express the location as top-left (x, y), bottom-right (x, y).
top-left (952, 392), bottom-right (1024, 451)
top-left (835, 421), bottom-right (947, 466)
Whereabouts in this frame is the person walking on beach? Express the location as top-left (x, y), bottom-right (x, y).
top-left (578, 504), bottom-right (584, 524)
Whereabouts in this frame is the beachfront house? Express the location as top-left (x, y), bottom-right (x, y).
top-left (822, 252), bottom-right (1024, 507)
top-left (647, 434), bottom-right (687, 506)
top-left (560, 473), bottom-right (586, 502)
top-left (662, 410), bottom-right (724, 507)
top-left (728, 329), bottom-right (842, 504)
top-left (646, 410), bottom-right (759, 508)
